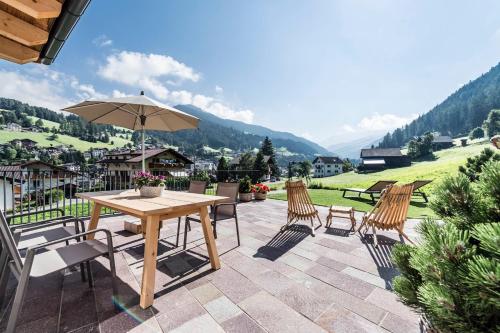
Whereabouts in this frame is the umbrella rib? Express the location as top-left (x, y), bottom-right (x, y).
top-left (62, 101), bottom-right (106, 110)
top-left (87, 104), bottom-right (125, 123)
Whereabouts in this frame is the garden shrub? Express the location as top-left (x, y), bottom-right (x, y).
top-left (392, 160), bottom-right (500, 333)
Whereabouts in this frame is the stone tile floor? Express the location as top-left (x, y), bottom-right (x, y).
top-left (0, 199), bottom-right (422, 333)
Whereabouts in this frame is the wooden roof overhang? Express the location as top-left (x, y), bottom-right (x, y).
top-left (0, 0), bottom-right (90, 65)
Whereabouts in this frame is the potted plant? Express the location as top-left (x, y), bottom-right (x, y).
top-left (253, 183), bottom-right (270, 200)
top-left (238, 176), bottom-right (253, 202)
top-left (133, 171), bottom-right (166, 197)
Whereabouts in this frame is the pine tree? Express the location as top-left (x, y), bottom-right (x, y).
top-left (253, 151), bottom-right (267, 183)
top-left (216, 156), bottom-right (229, 182)
top-left (483, 109), bottom-right (500, 138)
top-left (392, 160), bottom-right (500, 333)
top-left (260, 136), bottom-right (280, 176)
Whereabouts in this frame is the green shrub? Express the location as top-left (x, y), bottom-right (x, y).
top-left (392, 160), bottom-right (500, 333)
top-left (469, 127), bottom-right (485, 139)
top-left (308, 182), bottom-right (323, 189)
top-left (238, 176), bottom-right (252, 193)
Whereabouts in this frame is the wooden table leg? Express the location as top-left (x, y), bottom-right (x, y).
top-left (199, 206), bottom-right (221, 270)
top-left (87, 202), bottom-right (102, 240)
top-left (140, 214), bottom-right (160, 309)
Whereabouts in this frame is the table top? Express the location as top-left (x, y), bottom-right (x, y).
top-left (77, 190), bottom-right (228, 217)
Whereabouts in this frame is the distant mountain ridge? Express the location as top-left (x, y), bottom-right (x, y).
top-left (326, 134), bottom-right (383, 159)
top-left (379, 62), bottom-right (500, 148)
top-left (174, 105), bottom-right (330, 155)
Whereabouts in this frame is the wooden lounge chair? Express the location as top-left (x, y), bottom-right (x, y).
top-left (357, 183), bottom-right (414, 247)
top-left (410, 180), bottom-right (432, 202)
top-left (284, 180), bottom-right (322, 236)
top-left (342, 180), bottom-right (397, 203)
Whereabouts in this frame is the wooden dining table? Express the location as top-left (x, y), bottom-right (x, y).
top-left (77, 189), bottom-right (227, 309)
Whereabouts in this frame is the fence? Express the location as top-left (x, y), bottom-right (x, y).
top-left (1, 169), bottom-right (261, 224)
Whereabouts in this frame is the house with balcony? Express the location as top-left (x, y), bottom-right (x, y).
top-left (97, 148), bottom-right (193, 181)
top-left (359, 148), bottom-right (411, 171)
top-left (312, 156), bottom-right (343, 178)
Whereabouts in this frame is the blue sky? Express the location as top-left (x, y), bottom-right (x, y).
top-left (1, 0), bottom-right (500, 147)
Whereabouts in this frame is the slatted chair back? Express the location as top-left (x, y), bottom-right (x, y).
top-left (216, 182), bottom-right (239, 216)
top-left (365, 184), bottom-right (414, 231)
top-left (286, 180), bottom-right (317, 219)
top-left (0, 210), bottom-right (23, 276)
top-left (366, 180), bottom-right (398, 192)
top-left (411, 180), bottom-right (432, 191)
top-left (188, 180), bottom-right (207, 194)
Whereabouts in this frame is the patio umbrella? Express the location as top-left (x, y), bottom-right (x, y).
top-left (62, 91), bottom-right (199, 171)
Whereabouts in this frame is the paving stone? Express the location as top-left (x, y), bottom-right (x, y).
top-left (156, 300), bottom-right (207, 332)
top-left (12, 315), bottom-right (59, 333)
top-left (380, 312), bottom-right (420, 333)
top-left (99, 305), bottom-right (160, 333)
top-left (220, 313), bottom-right (267, 333)
top-left (210, 267), bottom-right (262, 304)
top-left (190, 282), bottom-right (223, 304)
top-left (306, 264), bottom-right (375, 299)
top-left (68, 322), bottom-right (100, 333)
top-left (316, 256), bottom-right (348, 271)
top-left (249, 270), bottom-right (296, 295)
top-left (366, 288), bottom-right (419, 322)
top-left (315, 304), bottom-right (389, 333)
top-left (204, 295), bottom-right (242, 323)
top-left (341, 266), bottom-right (388, 289)
top-left (239, 291), bottom-right (327, 333)
top-left (169, 313), bottom-right (225, 333)
top-left (316, 238), bottom-right (358, 253)
top-left (59, 280), bottom-right (98, 333)
top-left (276, 284), bottom-right (333, 321)
top-left (278, 253), bottom-right (316, 271)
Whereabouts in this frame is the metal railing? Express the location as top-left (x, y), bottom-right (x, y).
top-left (1, 169), bottom-right (262, 224)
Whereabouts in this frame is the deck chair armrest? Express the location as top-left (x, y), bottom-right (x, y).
top-left (27, 228), bottom-right (113, 252)
top-left (10, 215), bottom-right (80, 232)
top-left (12, 217), bottom-right (85, 234)
top-left (5, 208), bottom-right (66, 223)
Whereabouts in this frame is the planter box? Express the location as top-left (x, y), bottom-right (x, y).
top-left (124, 219), bottom-right (142, 234)
top-left (255, 192), bottom-right (267, 200)
top-left (239, 192), bottom-right (252, 202)
top-left (139, 186), bottom-right (163, 198)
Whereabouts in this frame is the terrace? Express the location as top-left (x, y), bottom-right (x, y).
top-left (1, 199), bottom-right (420, 333)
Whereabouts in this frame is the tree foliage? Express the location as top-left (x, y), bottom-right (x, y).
top-left (407, 132), bottom-right (434, 159)
top-left (483, 109), bottom-right (500, 138)
top-left (392, 160), bottom-right (500, 333)
top-left (458, 148), bottom-right (500, 182)
top-left (469, 127), bottom-right (485, 139)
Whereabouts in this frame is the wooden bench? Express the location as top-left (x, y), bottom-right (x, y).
top-left (326, 206), bottom-right (356, 231)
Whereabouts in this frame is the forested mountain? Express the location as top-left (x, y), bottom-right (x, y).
top-left (379, 62), bottom-right (500, 148)
top-left (0, 98), bottom-right (327, 161)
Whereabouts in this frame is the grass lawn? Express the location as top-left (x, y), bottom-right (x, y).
top-left (268, 189), bottom-right (435, 219)
top-left (0, 129), bottom-right (132, 151)
top-left (27, 115), bottom-right (60, 129)
top-left (269, 141), bottom-right (490, 194)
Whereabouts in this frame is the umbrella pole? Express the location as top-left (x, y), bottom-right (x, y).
top-left (142, 126), bottom-right (145, 172)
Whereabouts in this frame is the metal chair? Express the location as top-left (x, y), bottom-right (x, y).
top-left (182, 182), bottom-right (240, 249)
top-left (175, 180), bottom-right (207, 247)
top-left (0, 209), bottom-right (87, 306)
top-left (0, 210), bottom-right (117, 333)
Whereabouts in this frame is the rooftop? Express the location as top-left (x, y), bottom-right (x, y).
top-left (360, 148), bottom-right (404, 158)
top-left (313, 156), bottom-right (343, 164)
top-left (0, 200), bottom-right (420, 332)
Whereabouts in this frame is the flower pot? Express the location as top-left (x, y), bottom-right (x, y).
top-left (254, 192), bottom-right (267, 200)
top-left (239, 192), bottom-right (252, 202)
top-left (139, 186), bottom-right (163, 198)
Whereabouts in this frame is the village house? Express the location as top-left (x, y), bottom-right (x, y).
top-left (9, 138), bottom-right (38, 150)
top-left (0, 161), bottom-right (77, 211)
top-left (97, 148), bottom-right (193, 180)
top-left (359, 148), bottom-right (411, 171)
top-left (5, 122), bottom-right (22, 131)
top-left (432, 135), bottom-right (454, 151)
top-left (312, 156), bottom-right (343, 178)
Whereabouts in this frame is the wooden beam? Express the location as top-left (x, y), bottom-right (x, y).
top-left (0, 34), bottom-right (38, 63)
top-left (0, 0), bottom-right (61, 19)
top-left (0, 10), bottom-right (48, 46)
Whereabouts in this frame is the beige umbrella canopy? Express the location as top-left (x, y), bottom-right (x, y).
top-left (62, 91), bottom-right (199, 171)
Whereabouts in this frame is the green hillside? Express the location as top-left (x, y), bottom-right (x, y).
top-left (379, 62), bottom-right (500, 148)
top-left (0, 129), bottom-right (132, 151)
top-left (268, 141), bottom-right (492, 218)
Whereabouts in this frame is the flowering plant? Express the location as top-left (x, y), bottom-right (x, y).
top-left (252, 183), bottom-right (270, 194)
top-left (132, 171), bottom-right (165, 190)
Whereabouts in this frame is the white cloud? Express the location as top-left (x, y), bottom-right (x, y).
top-left (98, 51), bottom-right (200, 99)
top-left (341, 124), bottom-right (356, 133)
top-left (215, 85), bottom-right (223, 94)
top-left (357, 112), bottom-right (418, 131)
top-left (167, 89), bottom-right (254, 123)
top-left (92, 34), bottom-right (113, 47)
top-left (0, 68), bottom-right (107, 111)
